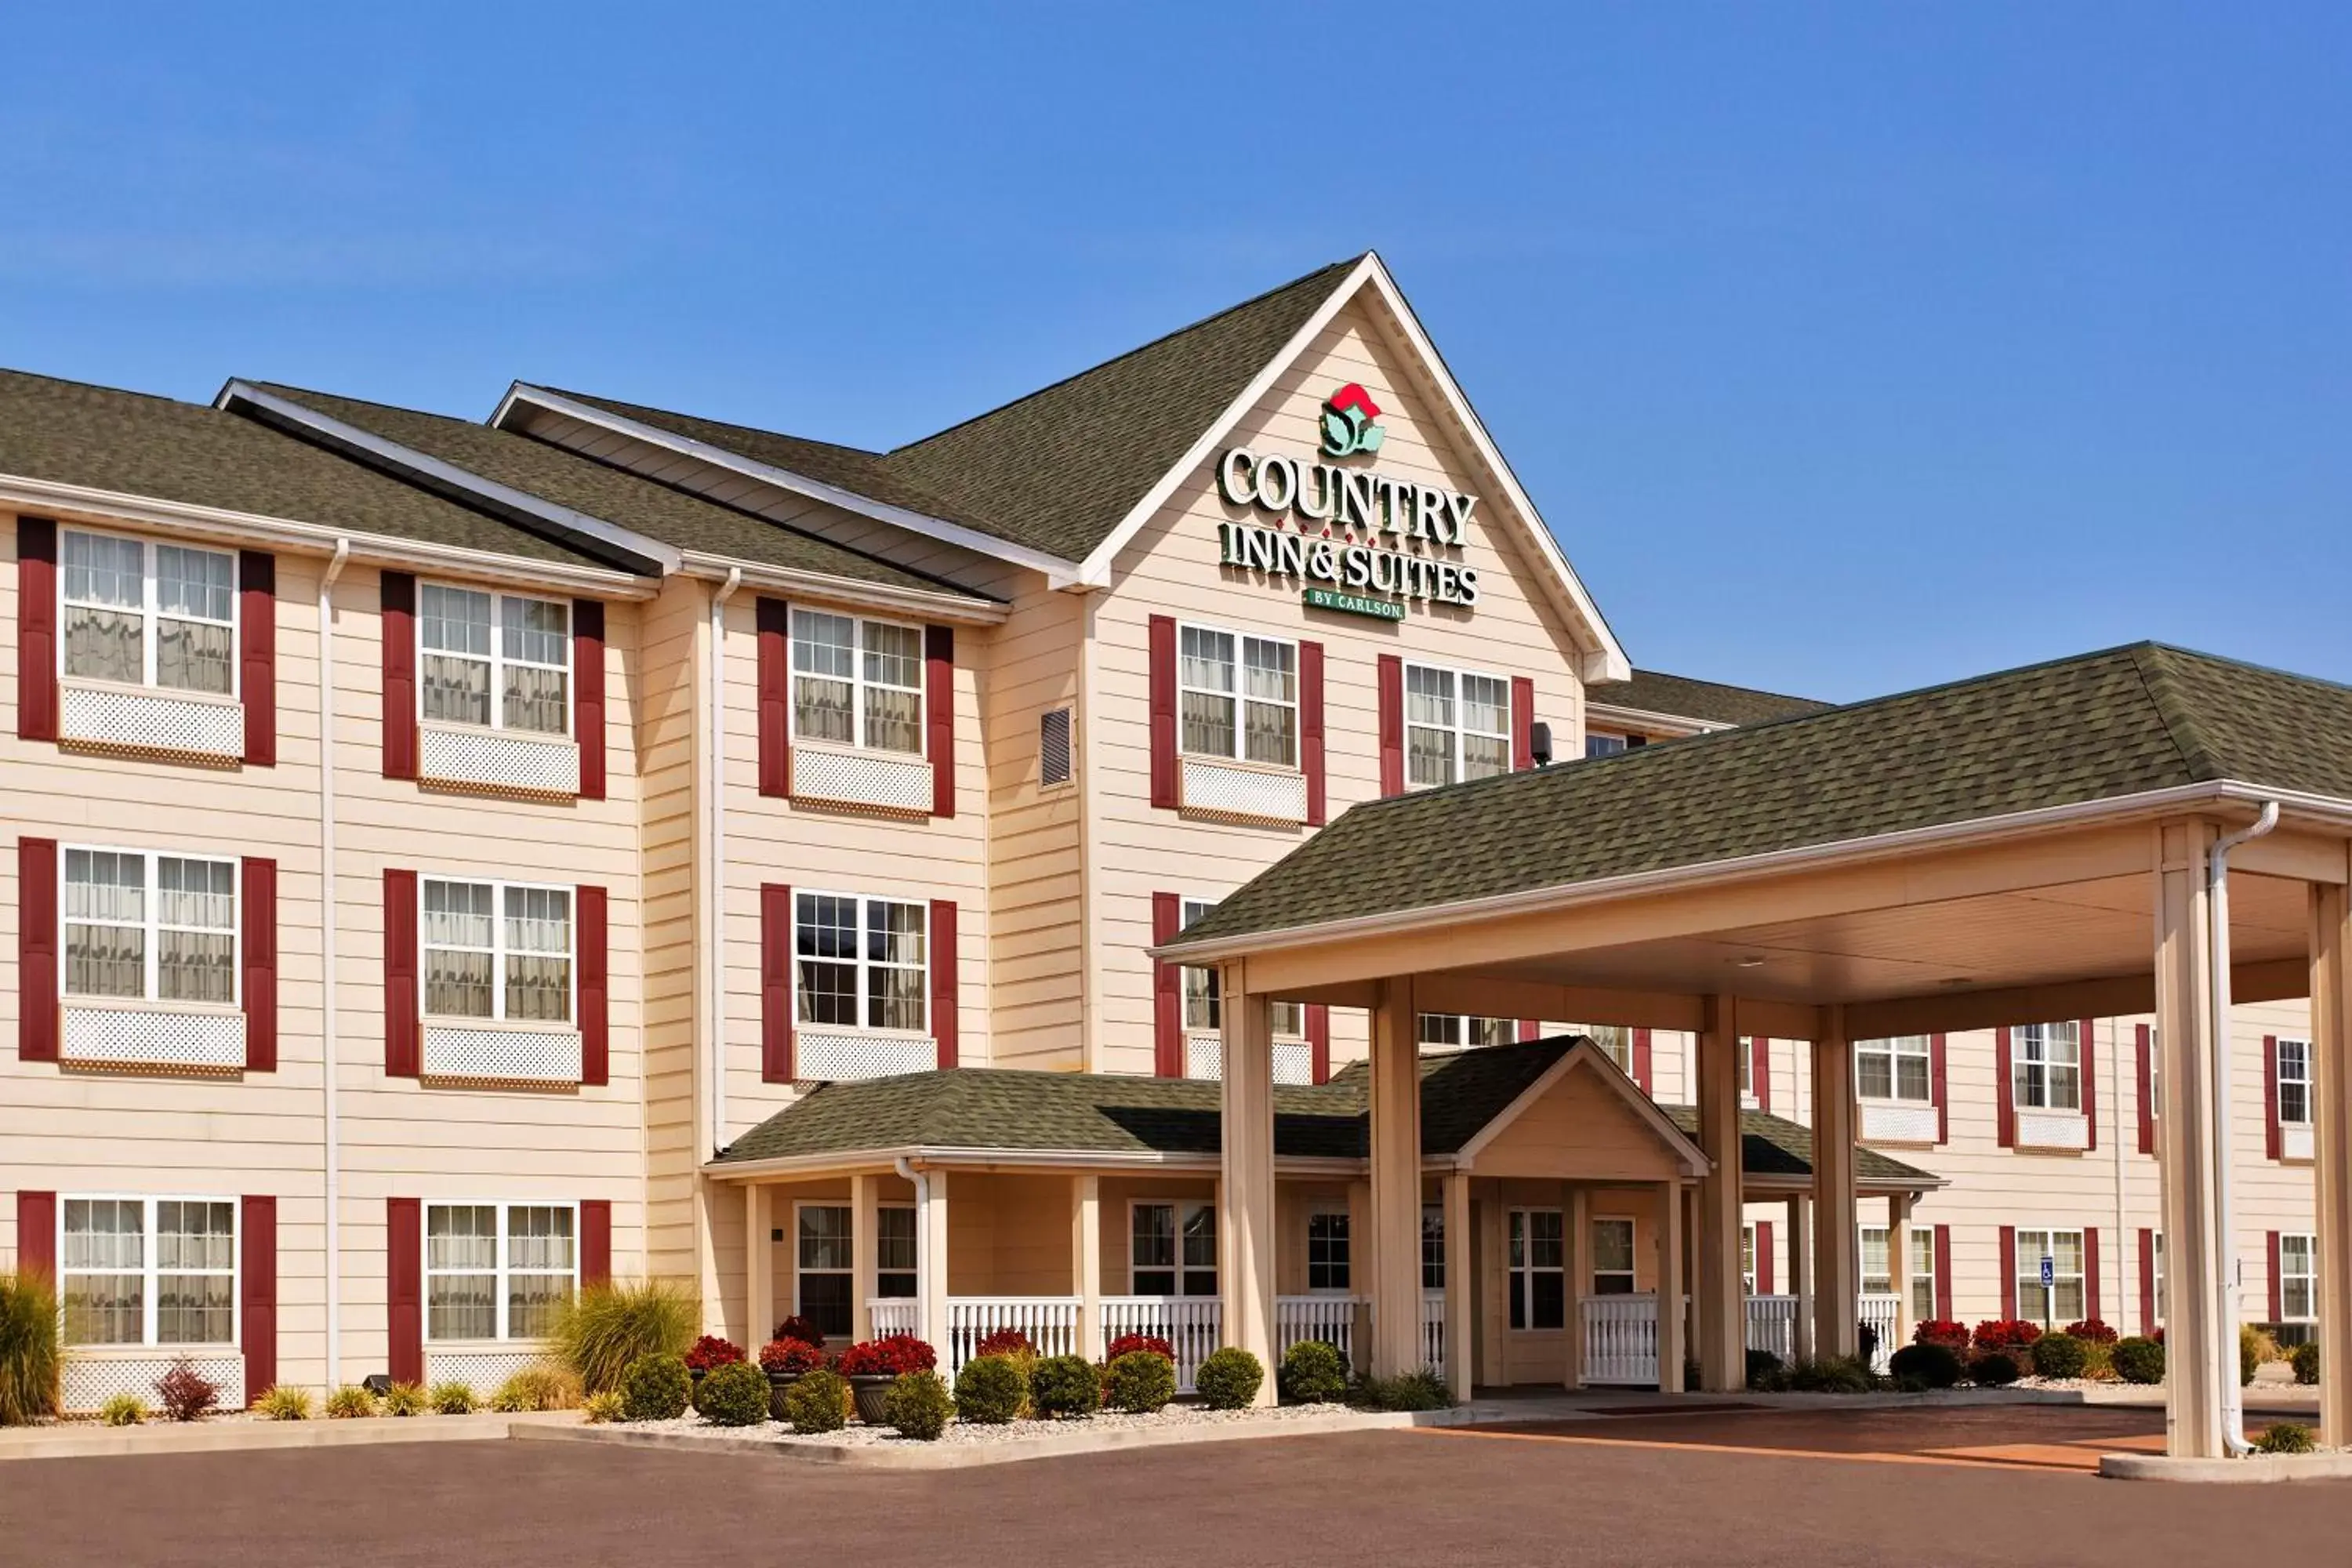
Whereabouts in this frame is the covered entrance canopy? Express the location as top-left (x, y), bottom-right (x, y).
top-left (1161, 643), bottom-right (2352, 1458)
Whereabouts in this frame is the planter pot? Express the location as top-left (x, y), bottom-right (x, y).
top-left (766, 1370), bottom-right (803, 1422)
top-left (849, 1374), bottom-right (896, 1425)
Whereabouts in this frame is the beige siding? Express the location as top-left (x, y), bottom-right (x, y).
top-left (983, 586), bottom-right (1085, 1069)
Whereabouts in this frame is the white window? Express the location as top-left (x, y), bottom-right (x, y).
top-left (2281, 1235), bottom-right (2318, 1322)
top-left (419, 583), bottom-right (570, 736)
top-left (789, 607), bottom-right (924, 756)
top-left (2154, 1231), bottom-right (2167, 1324)
top-left (1861, 1225), bottom-right (1891, 1294)
top-left (1404, 662), bottom-right (1511, 788)
top-left (1178, 623), bottom-right (1297, 768)
top-left (1740, 1225), bottom-right (1757, 1294)
top-left (1857, 1036), bottom-right (1933, 1103)
top-left (60, 529), bottom-right (237, 695)
top-left (2015, 1227), bottom-right (2085, 1327)
top-left (1570, 1025), bottom-right (1633, 1074)
top-left (1179, 898), bottom-right (1302, 1039)
top-left (876, 1206), bottom-right (917, 1301)
top-left (1421, 1204), bottom-right (1445, 1290)
top-left (1739, 1037), bottom-right (1756, 1100)
top-left (421, 878), bottom-right (573, 1022)
top-left (59, 1197), bottom-right (237, 1348)
top-left (1507, 1210), bottom-right (1565, 1329)
top-left (63, 848), bottom-right (238, 1005)
top-left (1419, 1014), bottom-right (1514, 1050)
top-left (795, 1203), bottom-right (855, 1338)
top-left (1306, 1210), bottom-right (1351, 1292)
top-left (423, 1202), bottom-right (576, 1342)
top-left (1584, 733), bottom-right (1627, 759)
top-left (2014, 1022), bottom-right (2082, 1112)
top-left (2278, 1039), bottom-right (2313, 1127)
top-left (1131, 1202), bottom-right (1218, 1298)
top-left (1591, 1218), bottom-right (1636, 1296)
top-left (1911, 1229), bottom-right (1937, 1324)
top-left (796, 892), bottom-right (927, 1033)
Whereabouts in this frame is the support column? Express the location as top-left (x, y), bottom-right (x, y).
top-left (1478, 1182), bottom-right (1507, 1389)
top-left (1889, 1192), bottom-right (1916, 1346)
top-left (1810, 1013), bottom-right (1860, 1362)
top-left (1218, 966), bottom-right (1277, 1403)
top-left (918, 1167), bottom-right (950, 1352)
top-left (2155, 818), bottom-right (2229, 1459)
top-left (1696, 996), bottom-right (1747, 1390)
top-left (1657, 1180), bottom-right (1686, 1392)
top-left (1790, 1194), bottom-right (1815, 1363)
top-left (1072, 1174), bottom-right (1101, 1359)
top-left (1368, 975), bottom-right (1425, 1377)
top-left (2312, 873), bottom-right (2352, 1446)
top-left (851, 1174), bottom-right (879, 1345)
top-left (745, 1184), bottom-right (772, 1353)
top-left (1346, 1178), bottom-right (1375, 1375)
top-left (1563, 1183), bottom-right (1589, 1389)
top-left (1443, 1171), bottom-right (1472, 1402)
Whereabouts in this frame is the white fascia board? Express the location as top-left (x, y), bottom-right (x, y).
top-left (216, 381), bottom-right (680, 576)
top-left (675, 552), bottom-right (1008, 625)
top-left (0, 473), bottom-right (655, 597)
top-left (1453, 1043), bottom-right (1710, 1178)
top-left (496, 384), bottom-right (1086, 588)
top-left (702, 1144), bottom-right (1366, 1181)
top-left (1583, 702), bottom-right (1726, 737)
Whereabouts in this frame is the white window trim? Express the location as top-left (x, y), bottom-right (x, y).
top-left (1181, 896), bottom-right (1303, 1040)
top-left (2280, 1233), bottom-right (2318, 1323)
top-left (420, 1199), bottom-right (579, 1345)
top-left (2014, 1022), bottom-right (2083, 1112)
top-left (1910, 1227), bottom-right (1939, 1323)
top-left (1175, 619), bottom-right (1300, 770)
top-left (1856, 1035), bottom-right (1934, 1105)
top-left (1305, 1207), bottom-right (1352, 1296)
top-left (1589, 1214), bottom-right (1638, 1295)
top-left (418, 875), bottom-right (577, 1026)
top-left (786, 604), bottom-right (929, 758)
top-left (1741, 1224), bottom-right (1757, 1294)
top-left (2013, 1225), bottom-right (2088, 1327)
top-left (1127, 1199), bottom-right (1218, 1298)
top-left (793, 1200), bottom-right (856, 1327)
top-left (1506, 1207), bottom-right (1566, 1330)
top-left (56, 1193), bottom-right (240, 1350)
top-left (1402, 659), bottom-right (1512, 790)
top-left (1739, 1036), bottom-right (1759, 1108)
top-left (417, 581), bottom-right (573, 739)
top-left (2278, 1038), bottom-right (2314, 1127)
top-left (58, 525), bottom-right (241, 699)
top-left (873, 1203), bottom-right (919, 1300)
top-left (60, 844), bottom-right (241, 1010)
top-left (1860, 1225), bottom-right (1893, 1295)
top-left (793, 890), bottom-right (931, 1037)
top-left (1420, 1014), bottom-right (1515, 1050)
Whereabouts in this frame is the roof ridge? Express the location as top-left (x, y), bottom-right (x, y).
top-left (532, 386), bottom-right (890, 463)
top-left (2125, 644), bottom-right (2227, 782)
top-left (0, 364), bottom-right (206, 414)
top-left (1595, 667), bottom-right (1832, 710)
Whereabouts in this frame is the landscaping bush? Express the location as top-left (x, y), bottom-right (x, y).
top-left (684, 1334), bottom-right (746, 1373)
top-left (2064, 1318), bottom-right (2118, 1345)
top-left (1784, 1356), bottom-right (1875, 1394)
top-left (491, 1364), bottom-right (583, 1412)
top-left (759, 1338), bottom-right (826, 1377)
top-left (1349, 1370), bottom-right (1453, 1411)
top-left (783, 1368), bottom-right (848, 1433)
top-left (1973, 1319), bottom-right (2042, 1354)
top-left (620, 1353), bottom-right (692, 1421)
top-left (2031, 1333), bottom-right (2089, 1380)
top-left (1195, 1347), bottom-right (1265, 1410)
top-left (1969, 1352), bottom-right (2021, 1386)
top-left (1857, 1322), bottom-right (1879, 1369)
top-left (1105, 1349), bottom-right (1178, 1414)
top-left (692, 1359), bottom-right (770, 1426)
top-left (0, 1271), bottom-right (62, 1425)
top-left (837, 1334), bottom-right (938, 1377)
top-left (2242, 1324), bottom-right (2267, 1388)
top-left (380, 1381), bottom-right (429, 1417)
top-left (1105, 1332), bottom-right (1175, 1363)
top-left (583, 1391), bottom-right (625, 1424)
top-left (974, 1328), bottom-right (1034, 1359)
top-left (99, 1392), bottom-right (145, 1425)
top-left (2256, 1421), bottom-right (2316, 1455)
top-left (428, 1380), bottom-right (477, 1414)
top-left (156, 1360), bottom-right (221, 1421)
top-left (2112, 1336), bottom-right (2165, 1385)
top-left (549, 1277), bottom-right (699, 1395)
top-left (1279, 1340), bottom-right (1348, 1405)
top-left (1028, 1353), bottom-right (1102, 1418)
top-left (885, 1370), bottom-right (955, 1439)
top-left (2292, 1341), bottom-right (2320, 1387)
top-left (1911, 1319), bottom-right (1971, 1352)
top-left (252, 1384), bottom-right (314, 1420)
top-left (324, 1384), bottom-right (378, 1419)
top-left (772, 1314), bottom-right (825, 1347)
top-left (1744, 1348), bottom-right (1786, 1390)
top-left (1887, 1342), bottom-right (1963, 1390)
top-left (953, 1355), bottom-right (1027, 1425)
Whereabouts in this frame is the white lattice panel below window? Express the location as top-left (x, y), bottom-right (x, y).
top-left (60, 682), bottom-right (243, 759)
top-left (2284, 1123), bottom-right (2314, 1161)
top-left (62, 1006), bottom-right (245, 1071)
top-left (1185, 1034), bottom-right (1314, 1084)
top-left (792, 746), bottom-right (934, 813)
top-left (1861, 1102), bottom-right (1940, 1144)
top-left (425, 1347), bottom-right (546, 1393)
top-left (419, 724), bottom-right (580, 796)
top-left (797, 1031), bottom-right (935, 1081)
top-left (1180, 757), bottom-right (1307, 822)
top-left (2015, 1109), bottom-right (2090, 1150)
top-left (1273, 1041), bottom-right (1313, 1085)
top-left (422, 1025), bottom-right (583, 1084)
top-left (63, 1352), bottom-right (244, 1413)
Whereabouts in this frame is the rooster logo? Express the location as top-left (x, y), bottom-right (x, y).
top-left (1319, 383), bottom-right (1385, 458)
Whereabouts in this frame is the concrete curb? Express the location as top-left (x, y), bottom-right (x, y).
top-left (2100, 1450), bottom-right (2352, 1483)
top-left (0, 1412), bottom-right (544, 1462)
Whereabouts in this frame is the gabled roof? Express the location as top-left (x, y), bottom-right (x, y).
top-left (1167, 642), bottom-right (2352, 953)
top-left (1588, 669), bottom-right (1833, 729)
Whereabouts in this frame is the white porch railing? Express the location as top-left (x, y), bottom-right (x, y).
top-left (1419, 1290), bottom-right (1446, 1378)
top-left (942, 1297), bottom-right (1082, 1376)
top-left (1276, 1294), bottom-right (1359, 1367)
top-left (1858, 1293), bottom-right (1900, 1373)
top-left (1582, 1293), bottom-right (1667, 1385)
top-left (868, 1298), bottom-right (916, 1339)
top-left (1098, 1296), bottom-right (1222, 1393)
top-left (1746, 1294), bottom-right (1799, 1364)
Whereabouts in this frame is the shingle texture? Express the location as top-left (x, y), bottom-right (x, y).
top-left (1171, 643), bottom-right (2352, 950)
top-left (1588, 669), bottom-right (1832, 728)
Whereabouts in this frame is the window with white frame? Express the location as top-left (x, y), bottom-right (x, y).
top-left (423, 1201), bottom-right (575, 1341)
top-left (2281, 1234), bottom-right (2318, 1322)
top-left (1584, 733), bottom-right (1627, 759)
top-left (796, 892), bottom-right (927, 1033)
top-left (1591, 1218), bottom-right (1636, 1296)
top-left (61, 529), bottom-right (238, 695)
top-left (421, 878), bottom-right (572, 1022)
top-left (794, 1204), bottom-right (854, 1338)
top-left (1421, 1204), bottom-right (1445, 1290)
top-left (1857, 1036), bottom-right (1933, 1103)
top-left (64, 848), bottom-right (238, 1005)
top-left (1861, 1226), bottom-right (1891, 1294)
top-left (876, 1206), bottom-right (917, 1301)
top-left (1507, 1210), bottom-right (1565, 1329)
top-left (419, 584), bottom-right (570, 736)
top-left (2013, 1022), bottom-right (2082, 1112)
top-left (2154, 1231), bottom-right (2167, 1323)
top-left (1404, 663), bottom-right (1511, 788)
top-left (1911, 1229), bottom-right (1937, 1324)
top-left (1180, 898), bottom-right (1302, 1038)
top-left (1570, 1024), bottom-right (1633, 1073)
top-left (1306, 1210), bottom-right (1350, 1292)
top-left (790, 608), bottom-right (924, 755)
top-left (1419, 1014), bottom-right (1514, 1050)
top-left (1178, 624), bottom-right (1297, 768)
top-left (1131, 1202), bottom-right (1218, 1298)
top-left (59, 1197), bottom-right (236, 1347)
top-left (2014, 1227), bottom-right (2085, 1327)
top-left (1740, 1225), bottom-right (1756, 1294)
top-left (2278, 1039), bottom-right (2313, 1127)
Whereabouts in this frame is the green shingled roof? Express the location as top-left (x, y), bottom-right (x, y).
top-left (1588, 668), bottom-right (1833, 728)
top-left (1170, 643), bottom-right (2352, 952)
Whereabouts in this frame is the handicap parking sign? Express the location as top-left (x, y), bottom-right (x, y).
top-left (2040, 1254), bottom-right (2056, 1288)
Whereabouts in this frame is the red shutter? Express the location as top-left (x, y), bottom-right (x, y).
top-left (760, 883), bottom-right (794, 1083)
top-left (2267, 1231), bottom-right (2283, 1323)
top-left (13, 1190), bottom-right (56, 1280)
top-left (1933, 1225), bottom-right (1953, 1323)
top-left (1148, 615), bottom-right (1178, 810)
top-left (1516, 1019), bottom-right (1540, 1043)
top-left (2138, 1229), bottom-right (2158, 1334)
top-left (2136, 1025), bottom-right (2155, 1154)
top-left (1632, 1028), bottom-right (1653, 1094)
top-left (1307, 1004), bottom-right (1331, 1084)
top-left (1377, 655), bottom-right (1404, 797)
top-left (1152, 893), bottom-right (1183, 1078)
top-left (1756, 1221), bottom-right (1775, 1295)
top-left (1930, 1033), bottom-right (1949, 1145)
top-left (380, 572), bottom-right (417, 780)
top-left (241, 1194), bottom-right (277, 1405)
top-left (16, 518), bottom-right (57, 741)
top-left (578, 884), bottom-right (608, 1087)
top-left (241, 857), bottom-right (277, 1072)
top-left (926, 626), bottom-right (955, 818)
top-left (1511, 676), bottom-right (1535, 771)
top-left (1751, 1037), bottom-right (1771, 1113)
top-left (2083, 1227), bottom-right (2101, 1325)
top-left (580, 1200), bottom-right (612, 1287)
top-left (757, 597), bottom-right (790, 797)
top-left (1994, 1028), bottom-right (2016, 1149)
top-left (383, 869), bottom-right (418, 1077)
top-left (1300, 640), bottom-right (1326, 826)
top-left (2080, 1018), bottom-right (2098, 1152)
top-left (930, 899), bottom-right (958, 1069)
top-left (17, 837), bottom-right (58, 1063)
top-left (387, 1198), bottom-right (423, 1385)
top-left (573, 599), bottom-right (606, 800)
top-left (1998, 1227), bottom-right (2017, 1319)
top-left (2263, 1035), bottom-right (2282, 1160)
top-left (238, 550), bottom-right (276, 767)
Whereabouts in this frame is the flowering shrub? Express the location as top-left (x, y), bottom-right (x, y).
top-left (837, 1334), bottom-right (937, 1377)
top-left (154, 1360), bottom-right (221, 1422)
top-left (974, 1328), bottom-right (1034, 1358)
top-left (1911, 1319), bottom-right (1970, 1351)
top-left (684, 1334), bottom-right (746, 1372)
top-left (1972, 1319), bottom-right (2043, 1353)
top-left (1105, 1332), bottom-right (1175, 1363)
top-left (758, 1338), bottom-right (826, 1375)
top-left (2063, 1318), bottom-right (2118, 1345)
top-left (772, 1315), bottom-right (826, 1347)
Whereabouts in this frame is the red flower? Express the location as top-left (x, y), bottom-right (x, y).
top-left (1327, 382), bottom-right (1381, 419)
top-left (1105, 1333), bottom-right (1175, 1363)
top-left (1911, 1318), bottom-right (1970, 1351)
top-left (1971, 1319), bottom-right (2044, 1352)
top-left (684, 1334), bottom-right (746, 1371)
top-left (2063, 1318), bottom-right (2118, 1345)
top-left (975, 1328), bottom-right (1034, 1358)
top-left (772, 1315), bottom-right (826, 1347)
top-left (758, 1338), bottom-right (826, 1375)
top-left (837, 1334), bottom-right (938, 1377)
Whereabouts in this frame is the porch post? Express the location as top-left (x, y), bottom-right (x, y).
top-left (1443, 1171), bottom-right (1472, 1402)
top-left (1073, 1174), bottom-right (1102, 1359)
top-left (1563, 1183), bottom-right (1588, 1389)
top-left (1368, 975), bottom-right (1425, 1377)
top-left (746, 1183), bottom-right (772, 1353)
top-left (2312, 872), bottom-right (2352, 1447)
top-left (1889, 1192), bottom-right (1916, 1346)
top-left (1696, 996), bottom-right (1747, 1390)
top-left (2154, 818), bottom-right (2229, 1459)
top-left (1218, 966), bottom-right (1278, 1403)
top-left (919, 1167), bottom-right (950, 1352)
top-left (1478, 1181), bottom-right (1508, 1388)
top-left (851, 1173), bottom-right (879, 1345)
top-left (1789, 1194), bottom-right (1814, 1363)
top-left (1657, 1179), bottom-right (1686, 1392)
top-left (1347, 1177), bottom-right (1375, 1375)
top-left (1809, 1011), bottom-right (1860, 1362)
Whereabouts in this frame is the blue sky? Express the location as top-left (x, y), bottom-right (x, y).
top-left (5, 4), bottom-right (2346, 701)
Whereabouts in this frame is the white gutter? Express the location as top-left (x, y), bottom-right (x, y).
top-left (2211, 799), bottom-right (2279, 1457)
top-left (707, 569), bottom-right (742, 1157)
top-left (1581, 702), bottom-right (1730, 738)
top-left (318, 537), bottom-right (350, 1383)
top-left (673, 552), bottom-right (1007, 625)
top-left (894, 1156), bottom-right (931, 1345)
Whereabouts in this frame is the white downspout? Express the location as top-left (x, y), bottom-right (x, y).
top-left (317, 538), bottom-right (350, 1385)
top-left (2211, 799), bottom-right (2278, 1457)
top-left (707, 569), bottom-right (742, 1158)
top-left (895, 1155), bottom-right (931, 1344)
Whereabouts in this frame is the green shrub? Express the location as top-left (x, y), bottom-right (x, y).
top-left (783, 1367), bottom-right (848, 1433)
top-left (325, 1385), bottom-right (379, 1419)
top-left (884, 1370), bottom-right (955, 1439)
top-left (1350, 1369), bottom-right (1453, 1411)
top-left (2031, 1333), bottom-right (2089, 1380)
top-left (1194, 1347), bottom-right (1265, 1410)
top-left (428, 1380), bottom-right (477, 1414)
top-left (0, 1271), bottom-right (62, 1425)
top-left (1279, 1340), bottom-right (1348, 1405)
top-left (379, 1381), bottom-right (428, 1417)
top-left (1969, 1352), bottom-right (2020, 1386)
top-left (2291, 1341), bottom-right (2320, 1387)
top-left (2256, 1421), bottom-right (2317, 1455)
top-left (252, 1384), bottom-right (314, 1420)
top-left (692, 1359), bottom-right (770, 1427)
top-left (582, 1390), bottom-right (625, 1424)
top-left (953, 1355), bottom-right (1026, 1425)
top-left (1028, 1353), bottom-right (1101, 1418)
top-left (1744, 1348), bottom-right (1786, 1390)
top-left (619, 1353), bottom-right (691, 1421)
top-left (2112, 1336), bottom-right (2165, 1385)
top-left (99, 1392), bottom-right (145, 1426)
top-left (2241, 1324), bottom-right (2265, 1388)
top-left (549, 1278), bottom-right (699, 1395)
top-left (1784, 1356), bottom-right (1875, 1394)
top-left (490, 1364), bottom-right (583, 1412)
top-left (1104, 1349), bottom-right (1177, 1414)
top-left (1888, 1342), bottom-right (1962, 1390)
